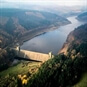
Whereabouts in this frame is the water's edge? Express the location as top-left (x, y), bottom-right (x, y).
top-left (21, 16), bottom-right (84, 55)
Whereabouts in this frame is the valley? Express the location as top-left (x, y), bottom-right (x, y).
top-left (0, 9), bottom-right (70, 49)
top-left (21, 16), bottom-right (84, 54)
top-left (0, 5), bottom-right (87, 87)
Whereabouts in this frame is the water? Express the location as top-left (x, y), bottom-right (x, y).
top-left (21, 16), bottom-right (84, 55)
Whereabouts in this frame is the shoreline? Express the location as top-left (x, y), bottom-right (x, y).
top-left (19, 22), bottom-right (70, 46)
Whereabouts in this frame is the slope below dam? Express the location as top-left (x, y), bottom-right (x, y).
top-left (21, 16), bottom-right (84, 55)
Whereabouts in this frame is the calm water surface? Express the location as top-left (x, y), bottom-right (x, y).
top-left (21, 16), bottom-right (84, 54)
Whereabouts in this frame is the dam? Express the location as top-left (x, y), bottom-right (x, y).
top-left (13, 45), bottom-right (53, 62)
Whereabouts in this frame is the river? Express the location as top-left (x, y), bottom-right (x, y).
top-left (21, 16), bottom-right (84, 55)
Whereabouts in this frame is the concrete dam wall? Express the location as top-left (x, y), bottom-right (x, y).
top-left (14, 47), bottom-right (53, 62)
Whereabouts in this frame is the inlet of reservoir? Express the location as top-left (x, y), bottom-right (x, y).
top-left (21, 16), bottom-right (84, 55)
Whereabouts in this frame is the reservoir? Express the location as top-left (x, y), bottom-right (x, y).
top-left (21, 16), bottom-right (84, 55)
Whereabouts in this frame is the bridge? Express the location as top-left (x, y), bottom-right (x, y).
top-left (13, 45), bottom-right (53, 62)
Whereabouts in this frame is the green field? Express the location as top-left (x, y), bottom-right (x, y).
top-left (0, 60), bottom-right (41, 87)
top-left (74, 72), bottom-right (87, 87)
top-left (0, 61), bottom-right (41, 77)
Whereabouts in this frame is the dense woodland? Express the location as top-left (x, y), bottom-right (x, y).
top-left (27, 55), bottom-right (87, 87)
top-left (26, 24), bottom-right (87, 87)
top-left (0, 48), bottom-right (15, 72)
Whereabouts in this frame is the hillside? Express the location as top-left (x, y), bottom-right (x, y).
top-left (76, 12), bottom-right (87, 22)
top-left (0, 8), bottom-right (70, 49)
top-left (59, 23), bottom-right (87, 58)
top-left (0, 8), bottom-right (70, 80)
top-left (0, 8), bottom-right (70, 70)
top-left (0, 19), bottom-right (87, 87)
top-left (26, 55), bottom-right (87, 87)
top-left (0, 9), bottom-right (87, 87)
top-left (25, 24), bottom-right (87, 87)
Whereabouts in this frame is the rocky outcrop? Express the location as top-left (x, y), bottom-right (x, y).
top-left (59, 24), bottom-right (87, 58)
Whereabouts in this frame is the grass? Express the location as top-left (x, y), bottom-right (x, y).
top-left (0, 60), bottom-right (42, 87)
top-left (0, 61), bottom-right (41, 77)
top-left (74, 72), bottom-right (87, 87)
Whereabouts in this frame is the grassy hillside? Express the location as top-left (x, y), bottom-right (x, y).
top-left (26, 24), bottom-right (87, 87)
top-left (74, 72), bottom-right (87, 87)
top-left (0, 61), bottom-right (41, 87)
top-left (26, 55), bottom-right (87, 87)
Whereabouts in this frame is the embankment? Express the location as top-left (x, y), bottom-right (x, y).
top-left (18, 22), bottom-right (70, 45)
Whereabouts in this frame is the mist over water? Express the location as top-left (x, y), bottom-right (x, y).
top-left (21, 16), bottom-right (84, 54)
